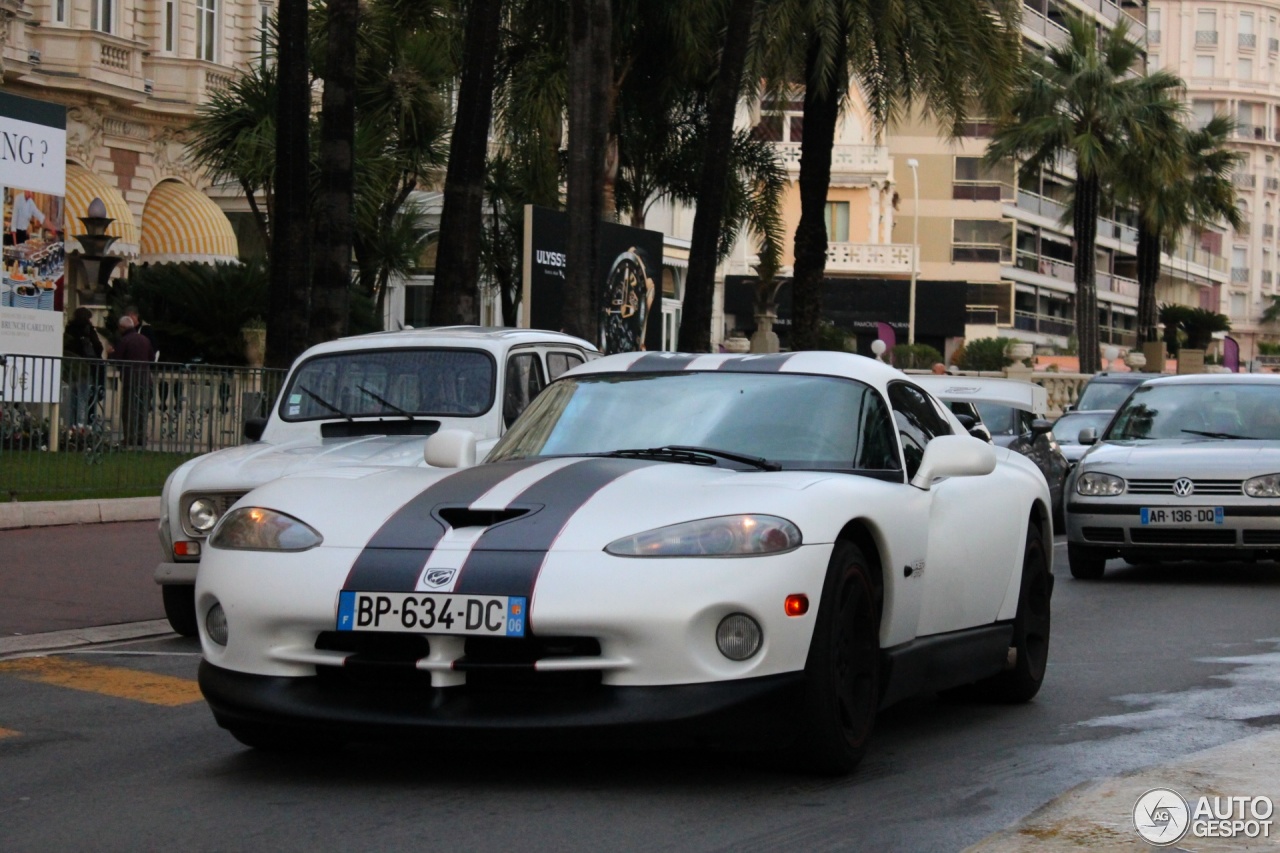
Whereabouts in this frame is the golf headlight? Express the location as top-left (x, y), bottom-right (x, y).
top-left (209, 507), bottom-right (323, 551)
top-left (187, 498), bottom-right (220, 534)
top-left (1075, 472), bottom-right (1125, 497)
top-left (1244, 474), bottom-right (1280, 498)
top-left (605, 515), bottom-right (801, 557)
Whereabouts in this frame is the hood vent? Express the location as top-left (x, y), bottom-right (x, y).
top-left (438, 506), bottom-right (530, 529)
top-left (321, 420), bottom-right (440, 438)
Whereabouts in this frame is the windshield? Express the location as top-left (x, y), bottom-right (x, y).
top-left (281, 348), bottom-right (495, 421)
top-left (1076, 380), bottom-right (1140, 411)
top-left (974, 402), bottom-right (1017, 436)
top-left (487, 372), bottom-right (901, 471)
top-left (1107, 382), bottom-right (1280, 440)
top-left (1053, 411), bottom-right (1111, 443)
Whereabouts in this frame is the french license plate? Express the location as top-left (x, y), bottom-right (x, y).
top-left (1140, 507), bottom-right (1224, 526)
top-left (336, 591), bottom-right (526, 637)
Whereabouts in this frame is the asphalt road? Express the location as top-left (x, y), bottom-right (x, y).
top-left (2, 531), bottom-right (1280, 852)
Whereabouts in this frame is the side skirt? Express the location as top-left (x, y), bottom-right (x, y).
top-left (878, 623), bottom-right (1014, 709)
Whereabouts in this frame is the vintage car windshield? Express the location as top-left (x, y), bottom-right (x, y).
top-left (280, 348), bottom-right (495, 421)
top-left (1076, 381), bottom-right (1138, 411)
top-left (1107, 382), bottom-right (1280, 441)
top-left (487, 371), bottom-right (901, 471)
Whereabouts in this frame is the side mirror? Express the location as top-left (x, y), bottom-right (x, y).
top-left (425, 429), bottom-right (477, 469)
top-left (910, 434), bottom-right (997, 490)
top-left (1030, 418), bottom-right (1054, 438)
top-left (1078, 427), bottom-right (1098, 446)
top-left (243, 417), bottom-right (267, 442)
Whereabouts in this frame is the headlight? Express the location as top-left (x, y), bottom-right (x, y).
top-left (209, 507), bottom-right (323, 551)
top-left (1075, 472), bottom-right (1125, 497)
top-left (605, 515), bottom-right (801, 558)
top-left (1245, 474), bottom-right (1280, 498)
top-left (187, 498), bottom-right (220, 534)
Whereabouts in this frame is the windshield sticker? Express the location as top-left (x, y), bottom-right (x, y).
top-left (289, 394), bottom-right (302, 404)
top-left (288, 405), bottom-right (300, 416)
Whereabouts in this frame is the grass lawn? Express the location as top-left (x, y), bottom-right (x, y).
top-left (1, 449), bottom-right (194, 502)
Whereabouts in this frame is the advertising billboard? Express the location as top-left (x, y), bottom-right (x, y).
top-left (520, 205), bottom-right (665, 354)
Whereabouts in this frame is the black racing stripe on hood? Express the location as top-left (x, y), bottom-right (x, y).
top-left (342, 458), bottom-right (544, 591)
top-left (626, 353), bottom-right (700, 372)
top-left (717, 353), bottom-right (797, 372)
top-left (452, 457), bottom-right (654, 598)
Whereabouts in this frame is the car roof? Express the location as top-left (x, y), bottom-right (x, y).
top-left (1084, 371), bottom-right (1150, 384)
top-left (1135, 373), bottom-right (1280, 387)
top-left (912, 375), bottom-right (1047, 414)
top-left (296, 326), bottom-right (598, 358)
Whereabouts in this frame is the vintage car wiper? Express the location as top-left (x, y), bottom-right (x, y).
top-left (358, 384), bottom-right (416, 420)
top-left (299, 385), bottom-right (353, 421)
top-left (589, 446), bottom-right (780, 471)
top-left (1181, 429), bottom-right (1251, 440)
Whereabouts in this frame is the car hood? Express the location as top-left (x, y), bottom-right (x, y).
top-left (1080, 439), bottom-right (1280, 477)
top-left (235, 456), bottom-right (843, 553)
top-left (181, 435), bottom-right (428, 492)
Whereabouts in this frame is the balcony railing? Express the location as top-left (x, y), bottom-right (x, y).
top-left (772, 143), bottom-right (889, 175)
top-left (1241, 33), bottom-right (1258, 49)
top-left (1149, 29), bottom-right (1162, 45)
top-left (1014, 310), bottom-right (1074, 338)
top-left (1098, 272), bottom-right (1140, 299)
top-left (1236, 220), bottom-right (1253, 236)
top-left (1272, 37), bottom-right (1280, 52)
top-left (1234, 173), bottom-right (1257, 189)
top-left (1196, 30), bottom-right (1219, 45)
top-left (951, 245), bottom-right (1010, 263)
top-left (824, 242), bottom-right (915, 273)
top-left (1265, 270), bottom-right (1274, 285)
top-left (1237, 124), bottom-right (1268, 140)
top-left (1266, 224), bottom-right (1275, 238)
top-left (952, 181), bottom-right (1015, 201)
top-left (1014, 189), bottom-right (1068, 221)
top-left (1232, 266), bottom-right (1251, 282)
top-left (1267, 177), bottom-right (1279, 191)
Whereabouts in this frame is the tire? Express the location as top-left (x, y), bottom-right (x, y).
top-left (1068, 543), bottom-right (1107, 580)
top-left (792, 541), bottom-right (881, 775)
top-left (976, 525), bottom-right (1051, 703)
top-left (162, 583), bottom-right (198, 637)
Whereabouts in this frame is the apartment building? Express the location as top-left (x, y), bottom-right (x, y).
top-left (1149, 0), bottom-right (1280, 359)
top-left (0, 0), bottom-right (253, 300)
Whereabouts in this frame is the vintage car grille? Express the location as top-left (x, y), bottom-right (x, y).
top-left (311, 632), bottom-right (602, 693)
top-left (1243, 530), bottom-right (1280, 545)
top-left (179, 491), bottom-right (248, 538)
top-left (1125, 479), bottom-right (1243, 496)
top-left (1082, 527), bottom-right (1125, 543)
top-left (1129, 528), bottom-right (1238, 545)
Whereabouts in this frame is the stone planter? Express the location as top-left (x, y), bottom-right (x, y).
top-left (1141, 341), bottom-right (1165, 373)
top-left (242, 327), bottom-right (266, 368)
top-left (723, 336), bottom-right (751, 354)
top-left (1177, 348), bottom-right (1206, 374)
top-left (1006, 341), bottom-right (1035, 360)
top-left (1124, 351), bottom-right (1147, 371)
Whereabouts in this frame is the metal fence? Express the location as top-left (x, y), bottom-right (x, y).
top-left (1, 354), bottom-right (285, 500)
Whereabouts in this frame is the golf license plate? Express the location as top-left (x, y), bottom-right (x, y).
top-left (337, 591), bottom-right (526, 637)
top-left (1140, 506), bottom-right (1224, 526)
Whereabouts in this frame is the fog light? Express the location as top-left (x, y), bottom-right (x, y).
top-left (206, 603), bottom-right (228, 646)
top-left (716, 613), bottom-right (762, 661)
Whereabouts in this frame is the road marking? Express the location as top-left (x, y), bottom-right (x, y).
top-left (0, 657), bottom-right (202, 706)
top-left (0, 727), bottom-right (18, 739)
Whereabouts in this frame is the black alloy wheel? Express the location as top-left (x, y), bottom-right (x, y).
top-left (978, 524), bottom-right (1051, 703)
top-left (1067, 543), bottom-right (1107, 580)
top-left (794, 540), bottom-right (881, 775)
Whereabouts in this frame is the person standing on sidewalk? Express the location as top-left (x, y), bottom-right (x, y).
top-left (108, 315), bottom-right (154, 447)
top-left (124, 305), bottom-right (158, 360)
top-left (62, 307), bottom-right (104, 427)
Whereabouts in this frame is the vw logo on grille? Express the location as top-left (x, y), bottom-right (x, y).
top-left (1173, 478), bottom-right (1195, 497)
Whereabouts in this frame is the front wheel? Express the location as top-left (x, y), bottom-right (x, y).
top-left (977, 525), bottom-right (1052, 703)
top-left (1068, 543), bottom-right (1107, 580)
top-left (792, 541), bottom-right (881, 775)
top-left (162, 583), bottom-right (198, 637)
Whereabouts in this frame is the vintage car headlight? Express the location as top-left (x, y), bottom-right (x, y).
top-left (187, 498), bottom-right (221, 534)
top-left (605, 515), bottom-right (801, 557)
top-left (1075, 472), bottom-right (1125, 497)
top-left (1244, 474), bottom-right (1280, 498)
top-left (209, 507), bottom-right (323, 552)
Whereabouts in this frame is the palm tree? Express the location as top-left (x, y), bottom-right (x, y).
top-left (758, 0), bottom-right (1022, 352)
top-left (987, 16), bottom-right (1182, 373)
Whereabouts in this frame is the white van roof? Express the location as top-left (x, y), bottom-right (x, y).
top-left (914, 375), bottom-right (1047, 415)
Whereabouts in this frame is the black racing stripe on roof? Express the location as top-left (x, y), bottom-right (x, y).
top-left (342, 459), bottom-right (543, 591)
top-left (452, 457), bottom-right (654, 599)
top-left (626, 353), bottom-right (700, 372)
top-left (716, 353), bottom-right (798, 373)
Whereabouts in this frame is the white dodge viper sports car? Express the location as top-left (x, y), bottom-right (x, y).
top-left (196, 351), bottom-right (1054, 773)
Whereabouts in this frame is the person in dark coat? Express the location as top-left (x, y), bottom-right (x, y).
top-left (63, 307), bottom-right (104, 426)
top-left (125, 305), bottom-right (158, 359)
top-left (109, 315), bottom-right (155, 447)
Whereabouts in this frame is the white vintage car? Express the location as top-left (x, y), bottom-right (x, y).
top-left (195, 351), bottom-right (1053, 774)
top-left (156, 327), bottom-right (597, 636)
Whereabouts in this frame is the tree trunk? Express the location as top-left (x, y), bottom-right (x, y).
top-left (1073, 172), bottom-right (1101, 373)
top-left (563, 0), bottom-right (611, 344)
top-left (267, 0), bottom-right (312, 368)
top-left (1135, 217), bottom-right (1161, 346)
top-left (431, 0), bottom-right (503, 327)
top-left (789, 36), bottom-right (843, 353)
top-left (677, 0), bottom-right (759, 353)
top-left (311, 0), bottom-right (358, 346)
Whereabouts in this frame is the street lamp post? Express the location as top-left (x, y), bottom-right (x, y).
top-left (907, 158), bottom-right (919, 346)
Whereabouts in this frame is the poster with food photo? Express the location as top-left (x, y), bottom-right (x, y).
top-left (2, 186), bottom-right (65, 312)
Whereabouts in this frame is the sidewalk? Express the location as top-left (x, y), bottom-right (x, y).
top-left (0, 495), bottom-right (159, 529)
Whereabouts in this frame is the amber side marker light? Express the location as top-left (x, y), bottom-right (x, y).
top-left (784, 594), bottom-right (809, 617)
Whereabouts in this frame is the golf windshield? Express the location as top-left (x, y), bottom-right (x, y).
top-left (1107, 382), bottom-right (1280, 440)
top-left (487, 371), bottom-right (902, 471)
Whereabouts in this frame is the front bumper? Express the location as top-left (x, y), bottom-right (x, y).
top-left (154, 561), bottom-right (198, 585)
top-left (1066, 501), bottom-right (1280, 558)
top-left (198, 660), bottom-right (807, 747)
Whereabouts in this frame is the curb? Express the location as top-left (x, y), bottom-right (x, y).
top-left (0, 620), bottom-right (175, 659)
top-left (0, 496), bottom-right (159, 530)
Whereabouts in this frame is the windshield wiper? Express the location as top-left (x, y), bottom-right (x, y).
top-left (1181, 429), bottom-right (1251, 440)
top-left (588, 445), bottom-right (780, 471)
top-left (358, 384), bottom-right (416, 420)
top-left (299, 385), bottom-right (352, 421)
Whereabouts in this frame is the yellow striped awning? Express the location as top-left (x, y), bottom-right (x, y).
top-left (64, 163), bottom-right (139, 256)
top-left (139, 180), bottom-right (239, 264)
